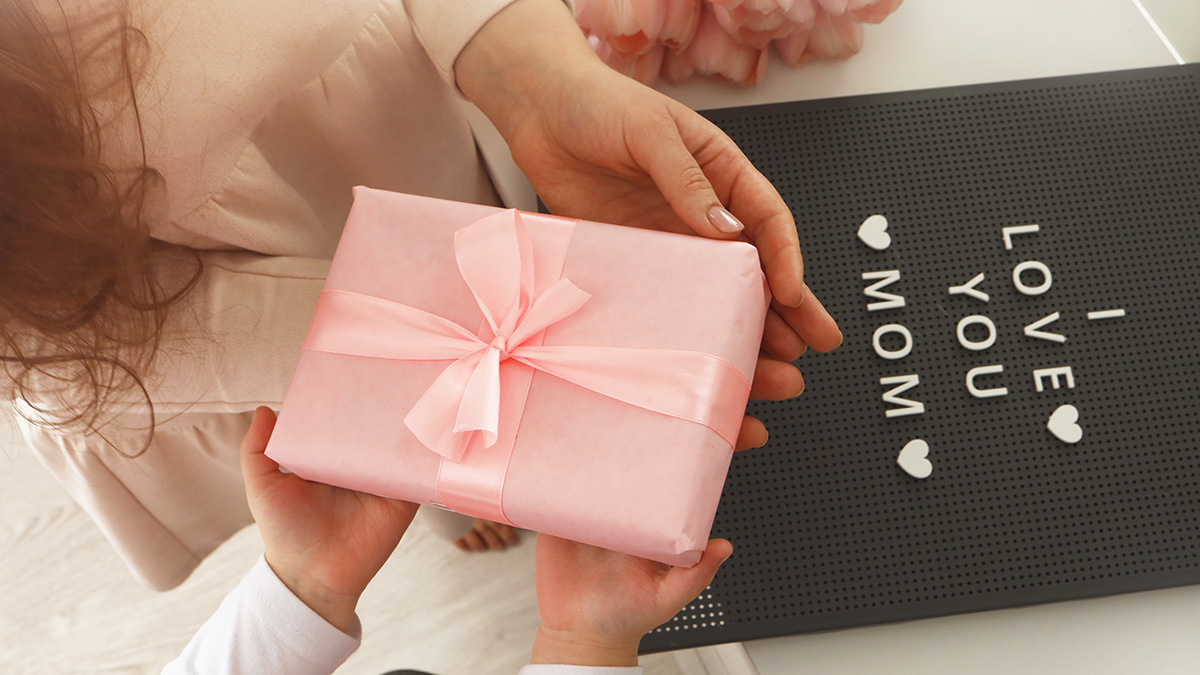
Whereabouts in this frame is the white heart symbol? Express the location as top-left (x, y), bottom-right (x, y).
top-left (857, 214), bottom-right (891, 251)
top-left (897, 439), bottom-right (932, 479)
top-left (1048, 404), bottom-right (1082, 443)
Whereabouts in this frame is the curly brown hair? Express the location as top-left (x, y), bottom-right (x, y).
top-left (0, 0), bottom-right (200, 455)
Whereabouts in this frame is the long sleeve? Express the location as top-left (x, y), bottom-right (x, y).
top-left (16, 251), bottom-right (330, 590)
top-left (146, 251), bottom-right (331, 413)
top-left (161, 556), bottom-right (360, 675)
top-left (402, 0), bottom-right (520, 88)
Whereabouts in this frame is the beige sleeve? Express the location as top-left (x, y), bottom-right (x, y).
top-left (401, 0), bottom-right (520, 89)
top-left (12, 253), bottom-right (330, 590)
top-left (141, 251), bottom-right (330, 414)
top-left (16, 408), bottom-right (257, 591)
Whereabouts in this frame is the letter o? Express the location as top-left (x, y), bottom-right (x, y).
top-left (872, 324), bottom-right (914, 360)
top-left (1013, 260), bottom-right (1052, 296)
top-left (956, 315), bottom-right (997, 351)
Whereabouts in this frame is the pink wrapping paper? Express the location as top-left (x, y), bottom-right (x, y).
top-left (266, 187), bottom-right (769, 566)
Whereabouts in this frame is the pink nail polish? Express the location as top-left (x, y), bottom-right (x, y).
top-left (707, 206), bottom-right (744, 234)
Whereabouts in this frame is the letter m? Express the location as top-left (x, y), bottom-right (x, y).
top-left (880, 374), bottom-right (925, 417)
top-left (862, 270), bottom-right (905, 311)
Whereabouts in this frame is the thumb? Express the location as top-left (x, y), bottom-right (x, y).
top-left (630, 116), bottom-right (744, 239)
top-left (657, 539), bottom-right (733, 614)
top-left (239, 407), bottom-right (281, 491)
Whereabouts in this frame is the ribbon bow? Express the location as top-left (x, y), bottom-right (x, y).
top-left (304, 210), bottom-right (749, 462)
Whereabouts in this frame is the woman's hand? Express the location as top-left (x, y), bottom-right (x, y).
top-left (240, 407), bottom-right (419, 632)
top-left (531, 536), bottom-right (732, 667)
top-left (458, 0), bottom-right (842, 450)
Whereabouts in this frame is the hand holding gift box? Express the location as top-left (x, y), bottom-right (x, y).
top-left (266, 187), bottom-right (772, 566)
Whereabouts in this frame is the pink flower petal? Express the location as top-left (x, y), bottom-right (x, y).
top-left (661, 48), bottom-right (696, 84)
top-left (805, 10), bottom-right (864, 58)
top-left (661, 0), bottom-right (702, 49)
top-left (591, 35), bottom-right (666, 85)
top-left (783, 0), bottom-right (817, 25)
top-left (710, 2), bottom-right (795, 48)
top-left (850, 0), bottom-right (903, 24)
top-left (719, 0), bottom-right (794, 12)
top-left (574, 0), bottom-right (669, 55)
top-left (670, 5), bottom-right (769, 86)
top-left (815, 0), bottom-right (849, 17)
top-left (773, 26), bottom-right (811, 66)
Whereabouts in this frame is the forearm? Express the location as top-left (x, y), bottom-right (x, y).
top-left (456, 0), bottom-right (600, 138)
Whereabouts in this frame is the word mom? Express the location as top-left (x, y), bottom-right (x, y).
top-left (865, 225), bottom-right (1076, 419)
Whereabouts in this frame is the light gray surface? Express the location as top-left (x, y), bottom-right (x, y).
top-left (1139, 0), bottom-right (1200, 61)
top-left (657, 0), bottom-right (1180, 111)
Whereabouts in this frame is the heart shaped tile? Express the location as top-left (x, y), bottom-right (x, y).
top-left (1048, 404), bottom-right (1082, 443)
top-left (897, 439), bottom-right (932, 479)
top-left (858, 214), bottom-right (891, 251)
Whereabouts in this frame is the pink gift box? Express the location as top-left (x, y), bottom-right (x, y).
top-left (266, 187), bottom-right (769, 566)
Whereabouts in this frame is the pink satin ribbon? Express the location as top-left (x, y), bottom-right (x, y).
top-left (304, 209), bottom-right (750, 521)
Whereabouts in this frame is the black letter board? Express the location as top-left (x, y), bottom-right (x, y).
top-left (642, 63), bottom-right (1200, 653)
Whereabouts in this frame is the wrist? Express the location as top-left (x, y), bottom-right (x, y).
top-left (456, 0), bottom-right (602, 139)
top-left (265, 556), bottom-right (359, 634)
top-left (530, 626), bottom-right (639, 668)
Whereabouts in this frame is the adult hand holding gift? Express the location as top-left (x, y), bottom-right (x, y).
top-left (266, 0), bottom-right (845, 567)
top-left (456, 0), bottom-right (844, 452)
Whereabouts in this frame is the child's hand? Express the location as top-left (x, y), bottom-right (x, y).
top-left (239, 407), bottom-right (419, 632)
top-left (530, 535), bottom-right (733, 667)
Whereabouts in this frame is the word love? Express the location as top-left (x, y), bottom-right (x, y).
top-left (863, 224), bottom-right (1123, 419)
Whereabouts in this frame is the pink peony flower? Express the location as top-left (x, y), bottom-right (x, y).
top-left (783, 0), bottom-right (817, 26)
top-left (663, 4), bottom-right (769, 87)
top-left (774, 3), bottom-right (867, 65)
top-left (815, 0), bottom-right (848, 17)
top-left (574, 0), bottom-right (701, 55)
top-left (772, 25), bottom-right (811, 66)
top-left (579, 0), bottom-right (902, 85)
top-left (589, 35), bottom-right (667, 86)
top-left (803, 10), bottom-right (864, 58)
top-left (708, 0), bottom-right (796, 49)
top-left (661, 0), bottom-right (703, 48)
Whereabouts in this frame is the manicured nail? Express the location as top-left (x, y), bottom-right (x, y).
top-left (707, 206), bottom-right (744, 233)
top-left (757, 431), bottom-right (769, 448)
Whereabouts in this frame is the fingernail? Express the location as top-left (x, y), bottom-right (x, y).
top-left (707, 206), bottom-right (744, 234)
top-left (757, 430), bottom-right (769, 448)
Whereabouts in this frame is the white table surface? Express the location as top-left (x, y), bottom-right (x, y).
top-left (470, 2), bottom-right (1191, 673)
top-left (658, 0), bottom-right (1182, 111)
top-left (660, 1), bottom-right (1192, 674)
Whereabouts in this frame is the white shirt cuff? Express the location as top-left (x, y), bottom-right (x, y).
top-left (244, 555), bottom-right (362, 666)
top-left (518, 666), bottom-right (644, 675)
